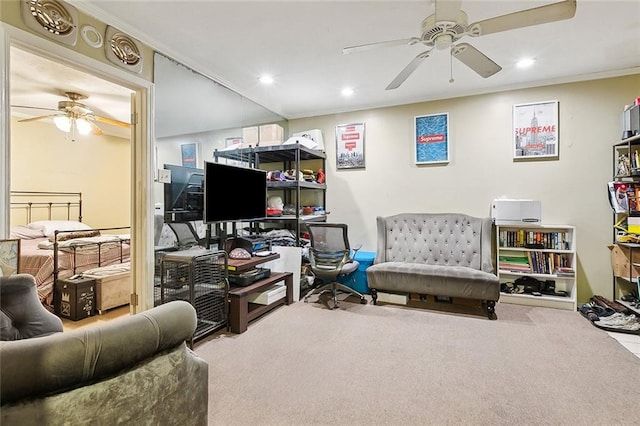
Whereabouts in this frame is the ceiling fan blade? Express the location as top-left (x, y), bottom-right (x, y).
top-left (11, 105), bottom-right (59, 112)
top-left (88, 120), bottom-right (104, 136)
top-left (18, 114), bottom-right (57, 123)
top-left (468, 0), bottom-right (577, 37)
top-left (342, 37), bottom-right (421, 55)
top-left (451, 43), bottom-right (502, 78)
top-left (385, 50), bottom-right (431, 90)
top-left (92, 115), bottom-right (131, 128)
top-left (435, 0), bottom-right (462, 22)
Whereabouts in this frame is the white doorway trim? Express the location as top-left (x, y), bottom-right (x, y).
top-left (0, 22), bottom-right (156, 313)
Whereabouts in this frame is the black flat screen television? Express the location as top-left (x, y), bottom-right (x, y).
top-left (204, 161), bottom-right (267, 223)
top-left (163, 164), bottom-right (204, 223)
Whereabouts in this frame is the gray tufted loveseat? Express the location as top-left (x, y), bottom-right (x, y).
top-left (366, 213), bottom-right (500, 319)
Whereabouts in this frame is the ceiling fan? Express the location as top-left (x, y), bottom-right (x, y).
top-left (12, 91), bottom-right (130, 136)
top-left (342, 0), bottom-right (577, 90)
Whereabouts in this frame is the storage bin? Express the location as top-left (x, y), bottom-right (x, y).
top-left (54, 277), bottom-right (96, 321)
top-left (338, 251), bottom-right (375, 294)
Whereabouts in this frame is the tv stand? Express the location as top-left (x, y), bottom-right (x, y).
top-left (227, 253), bottom-right (293, 333)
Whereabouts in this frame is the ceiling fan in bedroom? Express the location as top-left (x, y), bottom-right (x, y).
top-left (12, 91), bottom-right (130, 138)
top-left (342, 0), bottom-right (577, 90)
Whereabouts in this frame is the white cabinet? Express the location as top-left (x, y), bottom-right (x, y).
top-left (496, 224), bottom-right (577, 311)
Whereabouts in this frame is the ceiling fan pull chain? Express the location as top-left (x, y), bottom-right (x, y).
top-left (449, 49), bottom-right (454, 84)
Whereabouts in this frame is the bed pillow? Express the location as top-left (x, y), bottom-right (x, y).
top-left (27, 220), bottom-right (93, 238)
top-left (9, 225), bottom-right (45, 239)
top-left (48, 230), bottom-right (101, 242)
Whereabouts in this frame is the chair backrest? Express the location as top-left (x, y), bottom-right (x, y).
top-left (1, 274), bottom-right (63, 340)
top-left (306, 223), bottom-right (353, 279)
top-left (167, 222), bottom-right (201, 249)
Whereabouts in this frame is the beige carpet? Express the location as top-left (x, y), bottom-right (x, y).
top-left (195, 298), bottom-right (640, 426)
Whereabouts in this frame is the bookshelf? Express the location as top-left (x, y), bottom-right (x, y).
top-left (611, 134), bottom-right (640, 310)
top-left (496, 224), bottom-right (577, 311)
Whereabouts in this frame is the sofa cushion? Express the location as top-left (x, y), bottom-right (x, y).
top-left (367, 261), bottom-right (500, 301)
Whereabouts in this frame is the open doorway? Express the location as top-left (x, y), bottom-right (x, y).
top-left (9, 45), bottom-right (133, 324)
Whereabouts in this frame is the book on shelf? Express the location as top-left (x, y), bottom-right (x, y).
top-left (555, 266), bottom-right (575, 277)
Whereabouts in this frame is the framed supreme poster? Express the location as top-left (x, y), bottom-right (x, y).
top-left (513, 100), bottom-right (559, 160)
top-left (181, 143), bottom-right (198, 168)
top-left (336, 122), bottom-right (365, 169)
top-left (414, 113), bottom-right (449, 164)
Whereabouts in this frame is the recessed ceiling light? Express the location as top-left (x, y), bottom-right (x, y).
top-left (341, 87), bottom-right (354, 97)
top-left (258, 74), bottom-right (274, 85)
top-left (516, 58), bottom-right (536, 68)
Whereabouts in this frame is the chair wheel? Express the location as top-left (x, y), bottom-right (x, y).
top-left (360, 297), bottom-right (366, 304)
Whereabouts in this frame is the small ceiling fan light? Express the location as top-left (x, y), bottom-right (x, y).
top-left (53, 115), bottom-right (71, 132)
top-left (516, 58), bottom-right (536, 68)
top-left (75, 117), bottom-right (93, 135)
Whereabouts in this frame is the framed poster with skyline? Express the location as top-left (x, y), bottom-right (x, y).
top-left (414, 113), bottom-right (449, 165)
top-left (336, 122), bottom-right (365, 169)
top-left (513, 100), bottom-right (559, 160)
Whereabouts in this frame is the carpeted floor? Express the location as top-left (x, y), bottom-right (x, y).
top-left (195, 298), bottom-right (640, 426)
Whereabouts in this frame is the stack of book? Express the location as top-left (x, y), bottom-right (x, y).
top-left (498, 253), bottom-right (531, 273)
top-left (555, 267), bottom-right (575, 277)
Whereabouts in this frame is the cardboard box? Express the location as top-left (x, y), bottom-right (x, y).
top-left (257, 140), bottom-right (282, 147)
top-left (242, 126), bottom-right (259, 146)
top-left (609, 244), bottom-right (640, 279)
top-left (54, 277), bottom-right (96, 321)
top-left (259, 124), bottom-right (284, 145)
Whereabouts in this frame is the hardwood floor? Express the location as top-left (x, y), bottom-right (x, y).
top-left (61, 305), bottom-right (130, 331)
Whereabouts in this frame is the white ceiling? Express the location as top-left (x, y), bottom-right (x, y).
top-left (10, 0), bottom-right (640, 139)
top-left (72, 0), bottom-right (640, 119)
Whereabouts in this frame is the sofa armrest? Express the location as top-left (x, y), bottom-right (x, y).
top-left (0, 300), bottom-right (197, 404)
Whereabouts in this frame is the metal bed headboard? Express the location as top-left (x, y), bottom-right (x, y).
top-left (10, 191), bottom-right (83, 224)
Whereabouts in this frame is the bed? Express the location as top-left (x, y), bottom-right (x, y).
top-left (9, 191), bottom-right (131, 309)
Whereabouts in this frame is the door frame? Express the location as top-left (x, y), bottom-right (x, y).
top-left (0, 22), bottom-right (156, 313)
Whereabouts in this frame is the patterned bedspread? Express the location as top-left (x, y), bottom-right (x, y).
top-left (19, 237), bottom-right (131, 307)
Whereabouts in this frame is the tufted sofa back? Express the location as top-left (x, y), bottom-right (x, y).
top-left (375, 213), bottom-right (494, 273)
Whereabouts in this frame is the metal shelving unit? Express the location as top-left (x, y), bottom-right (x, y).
top-left (214, 143), bottom-right (327, 246)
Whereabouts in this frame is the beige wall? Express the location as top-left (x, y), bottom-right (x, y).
top-left (10, 117), bottom-right (130, 228)
top-left (290, 74), bottom-right (640, 304)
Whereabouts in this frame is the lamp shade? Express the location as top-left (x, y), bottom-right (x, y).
top-left (75, 118), bottom-right (92, 135)
top-left (53, 115), bottom-right (72, 132)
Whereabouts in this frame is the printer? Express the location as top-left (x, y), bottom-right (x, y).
top-left (491, 199), bottom-right (542, 225)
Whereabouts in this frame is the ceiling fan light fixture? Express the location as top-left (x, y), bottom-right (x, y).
top-left (53, 115), bottom-right (71, 132)
top-left (75, 117), bottom-right (92, 135)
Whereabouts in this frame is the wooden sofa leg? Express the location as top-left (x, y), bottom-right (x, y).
top-left (486, 300), bottom-right (496, 320)
top-left (371, 289), bottom-right (378, 305)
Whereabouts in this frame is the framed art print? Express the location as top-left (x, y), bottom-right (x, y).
top-left (414, 113), bottom-right (449, 164)
top-left (181, 143), bottom-right (198, 168)
top-left (0, 239), bottom-right (20, 276)
top-left (336, 122), bottom-right (365, 169)
top-left (513, 100), bottom-right (559, 160)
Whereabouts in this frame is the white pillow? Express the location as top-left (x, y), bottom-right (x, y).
top-left (10, 225), bottom-right (45, 239)
top-left (27, 220), bottom-right (92, 237)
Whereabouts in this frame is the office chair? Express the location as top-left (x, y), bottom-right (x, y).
top-left (167, 222), bottom-right (204, 249)
top-left (304, 223), bottom-right (367, 309)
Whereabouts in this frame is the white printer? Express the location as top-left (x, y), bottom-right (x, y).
top-left (491, 199), bottom-right (542, 225)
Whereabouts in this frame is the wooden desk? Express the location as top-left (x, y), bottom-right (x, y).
top-left (227, 253), bottom-right (294, 334)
